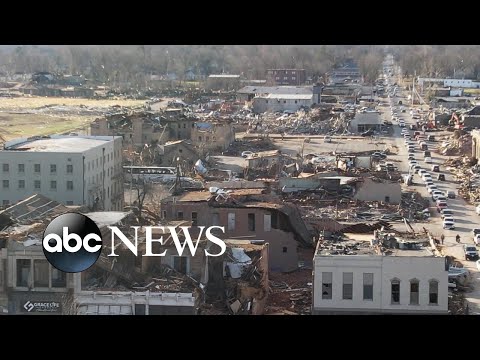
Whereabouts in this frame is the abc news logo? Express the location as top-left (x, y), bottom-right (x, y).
top-left (43, 213), bottom-right (226, 273)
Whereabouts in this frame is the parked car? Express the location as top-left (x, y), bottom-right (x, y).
top-left (476, 205), bottom-right (480, 215)
top-left (424, 151), bottom-right (431, 157)
top-left (424, 157), bottom-right (432, 164)
top-left (431, 165), bottom-right (440, 172)
top-left (447, 191), bottom-right (456, 199)
top-left (427, 185), bottom-right (438, 194)
top-left (324, 135), bottom-right (332, 143)
top-left (437, 174), bottom-right (445, 181)
top-left (464, 245), bottom-right (479, 260)
top-left (241, 151), bottom-right (253, 158)
top-left (427, 135), bottom-right (435, 142)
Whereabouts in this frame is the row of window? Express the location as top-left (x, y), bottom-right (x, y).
top-left (264, 100), bottom-right (301, 104)
top-left (172, 211), bottom-right (275, 232)
top-left (16, 259), bottom-right (66, 288)
top-left (86, 151), bottom-right (118, 172)
top-left (2, 163), bottom-right (73, 174)
top-left (2, 179), bottom-right (73, 190)
top-left (321, 272), bottom-right (439, 305)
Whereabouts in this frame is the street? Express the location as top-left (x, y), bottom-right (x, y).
top-left (387, 78), bottom-right (480, 314)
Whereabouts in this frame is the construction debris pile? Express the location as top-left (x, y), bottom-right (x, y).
top-left (245, 106), bottom-right (354, 135)
top-left (265, 268), bottom-right (312, 315)
top-left (438, 133), bottom-right (472, 156)
top-left (445, 156), bottom-right (480, 203)
top-left (222, 138), bottom-right (277, 157)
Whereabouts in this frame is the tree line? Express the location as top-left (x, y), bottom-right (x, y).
top-left (0, 45), bottom-right (386, 87)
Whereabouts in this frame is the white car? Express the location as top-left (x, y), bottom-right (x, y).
top-left (412, 165), bottom-right (421, 173)
top-left (476, 259), bottom-right (480, 271)
top-left (241, 151), bottom-right (253, 158)
top-left (399, 122), bottom-right (405, 127)
top-left (432, 191), bottom-right (445, 200)
top-left (408, 160), bottom-right (418, 166)
top-left (421, 173), bottom-right (432, 181)
top-left (476, 205), bottom-right (480, 215)
top-left (418, 169), bottom-right (427, 176)
top-left (474, 234), bottom-right (480, 245)
top-left (424, 157), bottom-right (432, 164)
top-left (443, 220), bottom-right (455, 230)
top-left (427, 185), bottom-right (438, 194)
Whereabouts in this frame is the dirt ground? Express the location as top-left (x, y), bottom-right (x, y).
top-left (0, 96), bottom-right (146, 140)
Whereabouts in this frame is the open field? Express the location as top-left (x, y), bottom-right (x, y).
top-left (0, 96), bottom-right (146, 111)
top-left (0, 96), bottom-right (146, 140)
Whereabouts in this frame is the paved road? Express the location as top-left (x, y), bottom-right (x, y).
top-left (388, 84), bottom-right (480, 314)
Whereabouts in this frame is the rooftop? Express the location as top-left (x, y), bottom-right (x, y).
top-left (237, 86), bottom-right (313, 95)
top-left (3, 135), bottom-right (121, 153)
top-left (263, 93), bottom-right (313, 100)
top-left (208, 74), bottom-right (240, 78)
top-left (82, 211), bottom-right (131, 227)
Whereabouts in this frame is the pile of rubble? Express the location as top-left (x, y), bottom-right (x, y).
top-left (444, 157), bottom-right (480, 203)
top-left (244, 106), bottom-right (354, 136)
top-left (223, 138), bottom-right (277, 157)
top-left (401, 191), bottom-right (429, 215)
top-left (439, 133), bottom-right (472, 156)
top-left (265, 268), bottom-right (312, 315)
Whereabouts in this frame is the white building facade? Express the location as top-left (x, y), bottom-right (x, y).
top-left (313, 255), bottom-right (448, 314)
top-left (0, 135), bottom-right (123, 211)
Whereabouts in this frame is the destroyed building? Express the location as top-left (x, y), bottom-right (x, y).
top-left (312, 232), bottom-right (448, 314)
top-left (353, 177), bottom-right (402, 204)
top-left (191, 120), bottom-right (235, 151)
top-left (156, 140), bottom-right (198, 167)
top-left (0, 135), bottom-right (124, 211)
top-left (349, 113), bottom-right (383, 133)
top-left (160, 190), bottom-right (313, 272)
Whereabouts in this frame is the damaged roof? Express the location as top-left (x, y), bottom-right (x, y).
top-left (0, 194), bottom-right (71, 227)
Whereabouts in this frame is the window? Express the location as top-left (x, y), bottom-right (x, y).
top-left (191, 212), bottom-right (198, 226)
top-left (173, 256), bottom-right (188, 274)
top-left (391, 279), bottom-right (400, 304)
top-left (51, 268), bottom-right (66, 288)
top-left (363, 273), bottom-right (374, 300)
top-left (410, 279), bottom-right (419, 305)
top-left (227, 213), bottom-right (235, 231)
top-left (198, 136), bottom-right (202, 141)
top-left (206, 136), bottom-right (210, 142)
top-left (295, 100), bottom-right (298, 104)
top-left (50, 181), bottom-right (57, 190)
top-left (264, 214), bottom-right (271, 231)
top-left (282, 247), bottom-right (288, 253)
top-left (96, 159), bottom-right (99, 167)
top-left (177, 211), bottom-right (183, 220)
top-left (18, 164), bottom-right (24, 173)
top-left (2, 180), bottom-right (9, 189)
top-left (2, 163), bottom-right (8, 172)
top-left (50, 164), bottom-right (56, 173)
top-left (343, 272), bottom-right (353, 300)
top-left (18, 180), bottom-right (25, 189)
top-left (34, 180), bottom-right (41, 190)
top-left (429, 280), bottom-right (439, 305)
top-left (16, 259), bottom-right (31, 287)
top-left (283, 100), bottom-right (286, 104)
top-left (292, 76), bottom-right (296, 81)
top-left (2, 200), bottom-right (9, 206)
top-left (322, 272), bottom-right (332, 299)
top-left (248, 213), bottom-right (256, 231)
top-left (183, 123), bottom-right (186, 128)
top-left (385, 196), bottom-right (390, 203)
top-left (162, 210), bottom-right (167, 219)
top-left (67, 164), bottom-right (73, 174)
top-left (292, 71), bottom-right (296, 75)
top-left (67, 181), bottom-right (73, 190)
top-left (34, 260), bottom-right (49, 287)
top-left (34, 164), bottom-right (40, 173)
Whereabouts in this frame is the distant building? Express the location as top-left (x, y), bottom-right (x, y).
top-left (0, 135), bottom-right (123, 211)
top-left (418, 77), bottom-right (480, 90)
top-left (329, 61), bottom-right (362, 84)
top-left (266, 69), bottom-right (306, 86)
top-left (237, 85), bottom-right (322, 113)
top-left (206, 74), bottom-right (241, 91)
top-left (312, 233), bottom-right (448, 314)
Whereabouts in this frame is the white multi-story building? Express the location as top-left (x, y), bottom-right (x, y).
top-left (0, 135), bottom-right (123, 211)
top-left (313, 236), bottom-right (448, 314)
